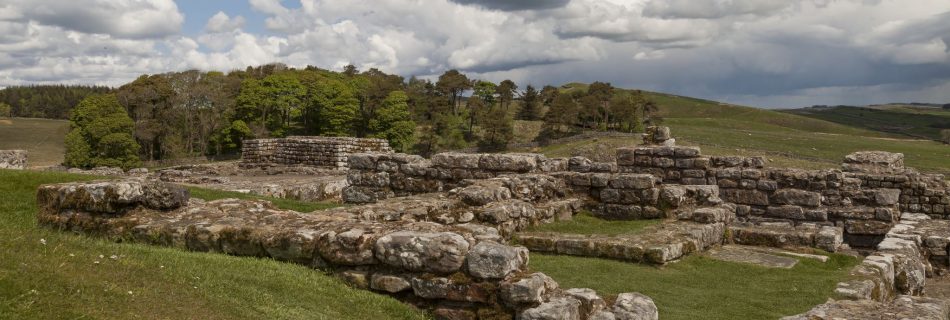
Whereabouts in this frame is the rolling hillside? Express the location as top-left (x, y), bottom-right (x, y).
top-left (544, 84), bottom-right (949, 174)
top-left (784, 104), bottom-right (950, 141)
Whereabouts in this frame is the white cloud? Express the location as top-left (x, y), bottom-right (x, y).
top-left (0, 0), bottom-right (948, 108)
top-left (9, 0), bottom-right (183, 39)
top-left (205, 12), bottom-right (246, 33)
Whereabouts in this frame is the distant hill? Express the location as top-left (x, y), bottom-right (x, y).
top-left (783, 104), bottom-right (950, 141)
top-left (537, 83), bottom-right (948, 174)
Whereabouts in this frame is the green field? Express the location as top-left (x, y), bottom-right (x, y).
top-left (531, 253), bottom-right (858, 320)
top-left (541, 84), bottom-right (949, 174)
top-left (0, 170), bottom-right (424, 319)
top-left (0, 118), bottom-right (68, 167)
top-left (785, 105), bottom-right (950, 141)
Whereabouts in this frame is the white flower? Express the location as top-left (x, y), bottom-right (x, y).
top-left (39, 239), bottom-right (47, 245)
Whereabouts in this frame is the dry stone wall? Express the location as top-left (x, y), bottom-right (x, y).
top-left (241, 136), bottom-right (392, 170)
top-left (0, 150), bottom-right (27, 169)
top-left (343, 152), bottom-right (567, 203)
top-left (36, 179), bottom-right (657, 320)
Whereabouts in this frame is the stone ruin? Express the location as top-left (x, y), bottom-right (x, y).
top-left (0, 149), bottom-right (27, 169)
top-left (241, 136), bottom-right (392, 170)
top-left (36, 127), bottom-right (950, 319)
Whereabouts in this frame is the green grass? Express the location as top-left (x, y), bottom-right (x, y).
top-left (0, 118), bottom-right (68, 167)
top-left (666, 118), bottom-right (950, 174)
top-left (530, 253), bottom-right (859, 320)
top-left (785, 105), bottom-right (950, 141)
top-left (186, 187), bottom-right (342, 212)
top-left (523, 212), bottom-right (659, 236)
top-left (531, 84), bottom-right (950, 175)
top-left (0, 169), bottom-right (424, 320)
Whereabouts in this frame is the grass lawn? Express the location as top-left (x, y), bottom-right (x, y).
top-left (0, 118), bottom-right (68, 167)
top-left (523, 212), bottom-right (659, 236)
top-left (0, 169), bottom-right (425, 320)
top-left (530, 253), bottom-right (859, 320)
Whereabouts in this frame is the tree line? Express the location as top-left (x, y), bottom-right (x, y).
top-left (0, 85), bottom-right (112, 119)
top-left (13, 63), bottom-right (659, 168)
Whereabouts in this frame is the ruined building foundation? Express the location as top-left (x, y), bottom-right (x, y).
top-left (37, 127), bottom-right (950, 319)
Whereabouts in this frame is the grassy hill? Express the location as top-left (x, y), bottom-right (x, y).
top-left (784, 104), bottom-right (950, 141)
top-left (539, 84), bottom-right (949, 174)
top-left (0, 169), bottom-right (424, 319)
top-left (0, 118), bottom-right (68, 167)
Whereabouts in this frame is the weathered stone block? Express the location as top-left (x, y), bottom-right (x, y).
top-left (772, 189), bottom-right (821, 207)
top-left (466, 241), bottom-right (529, 279)
top-left (375, 231), bottom-right (470, 273)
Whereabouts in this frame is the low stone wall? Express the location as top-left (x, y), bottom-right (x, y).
top-left (241, 136), bottom-right (392, 170)
top-left (0, 150), bottom-right (27, 169)
top-left (343, 152), bottom-right (566, 203)
top-left (36, 179), bottom-right (658, 320)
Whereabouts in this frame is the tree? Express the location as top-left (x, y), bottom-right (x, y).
top-left (496, 79), bottom-right (518, 110)
top-left (480, 104), bottom-right (514, 151)
top-left (436, 70), bottom-right (471, 115)
top-left (587, 82), bottom-right (613, 129)
top-left (369, 91), bottom-right (416, 152)
top-left (518, 85), bottom-right (540, 120)
top-left (0, 102), bottom-right (10, 118)
top-left (315, 79), bottom-right (360, 136)
top-left (470, 80), bottom-right (497, 132)
top-left (541, 92), bottom-right (578, 136)
top-left (64, 94), bottom-right (141, 169)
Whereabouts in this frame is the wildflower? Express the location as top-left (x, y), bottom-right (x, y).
top-left (39, 239), bottom-right (47, 245)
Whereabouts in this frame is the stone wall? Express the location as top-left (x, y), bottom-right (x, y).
top-left (241, 136), bottom-right (392, 170)
top-left (36, 179), bottom-right (658, 320)
top-left (609, 141), bottom-right (948, 247)
top-left (343, 152), bottom-right (567, 203)
top-left (0, 150), bottom-right (27, 169)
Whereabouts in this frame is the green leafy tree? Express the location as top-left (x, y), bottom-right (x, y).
top-left (588, 81), bottom-right (613, 129)
top-left (436, 70), bottom-right (471, 115)
top-left (541, 92), bottom-right (579, 138)
top-left (479, 104), bottom-right (514, 150)
top-left (64, 94), bottom-right (141, 169)
top-left (0, 102), bottom-right (10, 118)
top-left (315, 79), bottom-right (360, 136)
top-left (496, 79), bottom-right (517, 110)
top-left (518, 85), bottom-right (540, 120)
top-left (235, 73), bottom-right (305, 137)
top-left (369, 91), bottom-right (416, 152)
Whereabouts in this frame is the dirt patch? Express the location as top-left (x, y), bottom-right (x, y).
top-left (0, 119), bottom-right (12, 125)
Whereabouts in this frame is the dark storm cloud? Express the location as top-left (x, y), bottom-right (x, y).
top-left (448, 0), bottom-right (571, 11)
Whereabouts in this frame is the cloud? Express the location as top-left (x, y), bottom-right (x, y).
top-left (448, 0), bottom-right (570, 11)
top-left (9, 0), bottom-right (183, 39)
top-left (205, 12), bottom-right (246, 33)
top-left (0, 0), bottom-right (949, 108)
top-left (642, 0), bottom-right (792, 19)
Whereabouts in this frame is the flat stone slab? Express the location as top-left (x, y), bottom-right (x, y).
top-left (517, 221), bottom-right (725, 264)
top-left (706, 245), bottom-right (799, 269)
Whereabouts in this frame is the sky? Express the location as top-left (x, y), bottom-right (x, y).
top-left (1, 0), bottom-right (949, 108)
